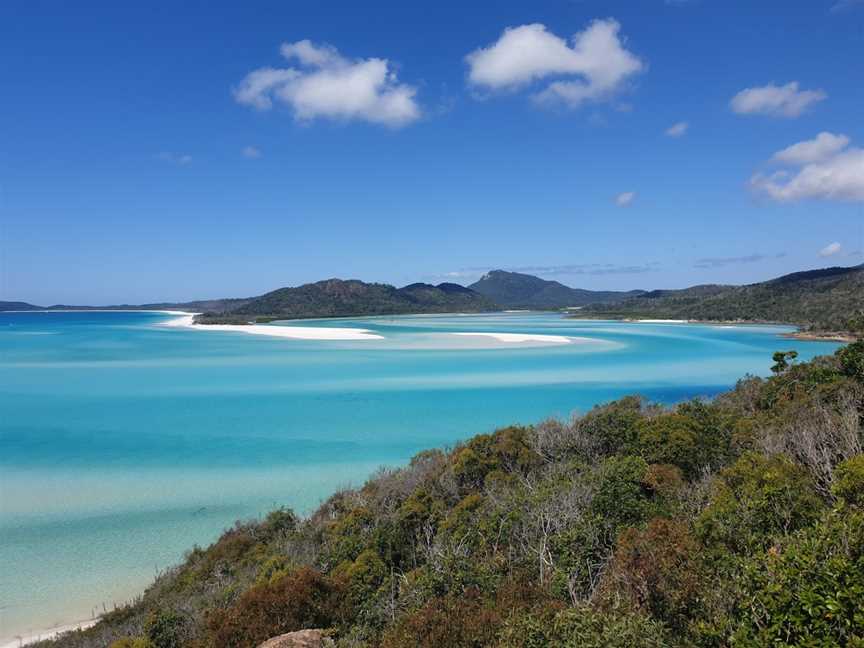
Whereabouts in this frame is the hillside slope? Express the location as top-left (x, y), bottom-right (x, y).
top-left (197, 279), bottom-right (498, 323)
top-left (581, 263), bottom-right (864, 331)
top-left (469, 270), bottom-right (643, 309)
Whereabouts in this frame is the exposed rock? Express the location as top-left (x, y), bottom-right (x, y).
top-left (257, 629), bottom-right (334, 648)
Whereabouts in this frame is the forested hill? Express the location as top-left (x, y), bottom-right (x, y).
top-left (579, 263), bottom-right (864, 332)
top-left (469, 270), bottom-right (644, 309)
top-left (0, 298), bottom-right (252, 313)
top-left (41, 340), bottom-right (864, 648)
top-left (195, 279), bottom-right (498, 323)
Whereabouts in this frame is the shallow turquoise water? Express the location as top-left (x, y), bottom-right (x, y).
top-left (0, 311), bottom-right (840, 639)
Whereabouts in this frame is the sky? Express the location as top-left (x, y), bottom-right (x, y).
top-left (1, 0), bottom-right (863, 304)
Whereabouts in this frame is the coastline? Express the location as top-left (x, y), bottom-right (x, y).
top-left (0, 619), bottom-right (98, 648)
top-left (159, 312), bottom-right (385, 340)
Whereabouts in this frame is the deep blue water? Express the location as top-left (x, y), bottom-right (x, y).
top-left (0, 311), bottom-right (840, 639)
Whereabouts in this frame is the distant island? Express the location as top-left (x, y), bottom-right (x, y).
top-left (4, 263), bottom-right (862, 337)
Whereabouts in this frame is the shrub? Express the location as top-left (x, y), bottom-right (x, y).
top-left (696, 453), bottom-right (824, 553)
top-left (833, 455), bottom-right (864, 508)
top-left (838, 339), bottom-right (864, 382)
top-left (206, 567), bottom-right (344, 648)
top-left (499, 604), bottom-right (669, 648)
top-left (600, 517), bottom-right (704, 632)
top-left (144, 610), bottom-right (190, 648)
top-left (732, 510), bottom-right (864, 647)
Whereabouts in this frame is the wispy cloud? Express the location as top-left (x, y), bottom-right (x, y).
top-left (615, 191), bottom-right (636, 207)
top-left (831, 0), bottom-right (864, 12)
top-left (819, 242), bottom-right (842, 257)
top-left (693, 253), bottom-right (785, 269)
top-left (665, 121), bottom-right (689, 137)
top-left (730, 82), bottom-right (826, 118)
top-left (242, 145), bottom-right (261, 159)
top-left (157, 152), bottom-right (192, 165)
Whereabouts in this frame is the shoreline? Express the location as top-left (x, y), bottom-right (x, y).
top-left (0, 619), bottom-right (98, 648)
top-left (160, 313), bottom-right (385, 341)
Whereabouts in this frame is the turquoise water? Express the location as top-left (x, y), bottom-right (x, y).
top-left (0, 311), bottom-right (840, 640)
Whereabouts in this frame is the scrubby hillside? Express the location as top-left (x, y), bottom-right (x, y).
top-left (581, 263), bottom-right (864, 332)
top-left (195, 279), bottom-right (498, 323)
top-left (41, 341), bottom-right (864, 648)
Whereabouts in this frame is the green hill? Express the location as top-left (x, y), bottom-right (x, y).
top-left (580, 263), bottom-right (864, 332)
top-left (38, 341), bottom-right (864, 648)
top-left (469, 270), bottom-right (644, 309)
top-left (196, 279), bottom-right (498, 323)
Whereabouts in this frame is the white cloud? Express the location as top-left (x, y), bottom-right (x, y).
top-left (819, 242), bottom-right (842, 257)
top-left (615, 191), bottom-right (636, 207)
top-left (751, 133), bottom-right (864, 202)
top-left (665, 121), bottom-right (688, 137)
top-left (234, 40), bottom-right (420, 127)
top-left (730, 81), bottom-right (826, 118)
top-left (465, 20), bottom-right (643, 109)
top-left (772, 132), bottom-right (849, 165)
top-left (157, 152), bottom-right (192, 165)
top-left (242, 145), bottom-right (261, 159)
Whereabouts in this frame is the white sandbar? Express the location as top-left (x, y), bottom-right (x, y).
top-left (451, 332), bottom-right (573, 344)
top-left (159, 313), bottom-right (383, 340)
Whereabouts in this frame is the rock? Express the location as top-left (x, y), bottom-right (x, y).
top-left (257, 629), bottom-right (334, 648)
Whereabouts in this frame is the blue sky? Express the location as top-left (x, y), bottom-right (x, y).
top-left (2, 0), bottom-right (863, 304)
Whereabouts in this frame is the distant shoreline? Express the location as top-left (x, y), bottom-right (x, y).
top-left (0, 619), bottom-right (97, 648)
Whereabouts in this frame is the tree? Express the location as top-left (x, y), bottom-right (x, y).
top-left (771, 350), bottom-right (799, 374)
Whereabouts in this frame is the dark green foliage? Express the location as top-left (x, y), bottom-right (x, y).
top-left (468, 269), bottom-right (643, 309)
top-left (144, 610), bottom-right (189, 648)
top-left (833, 456), bottom-right (864, 508)
top-left (771, 349), bottom-right (799, 374)
top-left (696, 453), bottom-right (824, 553)
top-left (196, 278), bottom-right (498, 323)
top-left (839, 339), bottom-right (864, 382)
top-left (732, 510), bottom-right (864, 647)
top-left (43, 344), bottom-right (864, 648)
top-left (580, 263), bottom-right (864, 331)
top-left (499, 604), bottom-right (670, 648)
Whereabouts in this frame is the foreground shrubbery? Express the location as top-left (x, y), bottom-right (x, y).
top-left (42, 341), bottom-right (864, 647)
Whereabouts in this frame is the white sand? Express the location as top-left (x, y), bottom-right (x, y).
top-left (159, 313), bottom-right (384, 340)
top-left (451, 332), bottom-right (573, 344)
top-left (635, 319), bottom-right (689, 323)
top-left (0, 619), bottom-right (98, 648)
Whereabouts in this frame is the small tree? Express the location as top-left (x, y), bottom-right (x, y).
top-left (771, 350), bottom-right (798, 374)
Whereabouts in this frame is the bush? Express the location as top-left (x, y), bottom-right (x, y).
top-left (733, 510), bottom-right (864, 647)
top-left (206, 567), bottom-right (344, 648)
top-left (696, 453), bottom-right (824, 553)
top-left (839, 339), bottom-right (864, 382)
top-left (144, 610), bottom-right (189, 648)
top-left (600, 517), bottom-right (704, 632)
top-left (833, 455), bottom-right (864, 508)
top-left (499, 604), bottom-right (669, 648)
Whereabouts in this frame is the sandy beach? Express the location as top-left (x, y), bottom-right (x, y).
top-left (0, 619), bottom-right (98, 648)
top-left (160, 312), bottom-right (385, 340)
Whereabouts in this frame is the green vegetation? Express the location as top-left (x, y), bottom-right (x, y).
top-left (468, 269), bottom-right (643, 309)
top-left (39, 339), bottom-right (864, 647)
top-left (579, 264), bottom-right (864, 333)
top-left (195, 279), bottom-right (498, 324)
